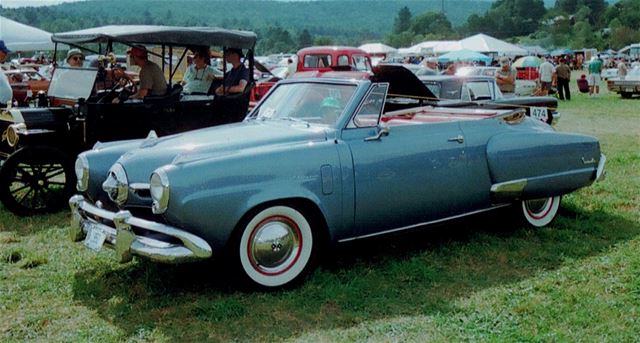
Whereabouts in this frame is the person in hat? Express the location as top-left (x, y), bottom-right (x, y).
top-left (496, 57), bottom-right (517, 95)
top-left (125, 45), bottom-right (167, 100)
top-left (66, 49), bottom-right (85, 67)
top-left (0, 40), bottom-right (13, 106)
top-left (215, 48), bottom-right (249, 96)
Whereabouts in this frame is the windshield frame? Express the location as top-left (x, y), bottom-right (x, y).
top-left (249, 80), bottom-right (362, 128)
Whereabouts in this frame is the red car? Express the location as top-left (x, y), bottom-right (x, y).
top-left (4, 69), bottom-right (50, 106)
top-left (295, 46), bottom-right (372, 75)
top-left (250, 46), bottom-right (373, 107)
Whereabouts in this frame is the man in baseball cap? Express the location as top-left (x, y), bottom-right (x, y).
top-left (0, 40), bottom-right (13, 106)
top-left (120, 45), bottom-right (166, 101)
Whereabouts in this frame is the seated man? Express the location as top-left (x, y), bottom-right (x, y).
top-left (215, 48), bottom-right (249, 96)
top-left (126, 45), bottom-right (167, 100)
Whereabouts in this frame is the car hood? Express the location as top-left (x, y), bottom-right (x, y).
top-left (116, 119), bottom-right (330, 182)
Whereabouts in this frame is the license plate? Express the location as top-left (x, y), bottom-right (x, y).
top-left (530, 107), bottom-right (548, 122)
top-left (84, 223), bottom-right (107, 252)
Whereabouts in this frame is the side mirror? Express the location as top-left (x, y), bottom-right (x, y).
top-left (364, 126), bottom-right (390, 141)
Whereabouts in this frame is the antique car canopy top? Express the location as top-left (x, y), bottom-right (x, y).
top-left (51, 25), bottom-right (257, 49)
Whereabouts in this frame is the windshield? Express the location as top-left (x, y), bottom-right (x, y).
top-left (253, 82), bottom-right (357, 126)
top-left (47, 67), bottom-right (98, 99)
top-left (422, 80), bottom-right (462, 99)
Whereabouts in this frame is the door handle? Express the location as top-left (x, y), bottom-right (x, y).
top-left (447, 135), bottom-right (464, 144)
top-left (365, 127), bottom-right (390, 141)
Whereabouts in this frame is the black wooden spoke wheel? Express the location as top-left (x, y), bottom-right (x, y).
top-left (0, 147), bottom-right (74, 216)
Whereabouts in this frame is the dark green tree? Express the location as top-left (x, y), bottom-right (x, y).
top-left (410, 11), bottom-right (453, 37)
top-left (297, 29), bottom-right (313, 49)
top-left (393, 6), bottom-right (412, 34)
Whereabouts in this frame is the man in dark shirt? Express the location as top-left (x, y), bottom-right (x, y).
top-left (555, 58), bottom-right (571, 101)
top-left (215, 48), bottom-right (249, 95)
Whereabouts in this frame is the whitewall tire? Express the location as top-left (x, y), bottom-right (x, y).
top-left (238, 205), bottom-right (315, 288)
top-left (520, 196), bottom-right (561, 227)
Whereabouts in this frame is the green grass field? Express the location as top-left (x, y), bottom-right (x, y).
top-left (1, 84), bottom-right (639, 342)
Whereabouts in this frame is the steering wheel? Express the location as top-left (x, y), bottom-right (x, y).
top-left (116, 77), bottom-right (137, 102)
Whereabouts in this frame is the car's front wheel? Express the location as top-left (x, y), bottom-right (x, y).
top-left (0, 147), bottom-right (74, 216)
top-left (519, 196), bottom-right (561, 227)
top-left (236, 205), bottom-right (317, 289)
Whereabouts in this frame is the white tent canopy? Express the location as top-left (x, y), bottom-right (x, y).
top-left (458, 33), bottom-right (527, 56)
top-left (433, 40), bottom-right (463, 54)
top-left (0, 16), bottom-right (58, 51)
top-left (358, 43), bottom-right (397, 55)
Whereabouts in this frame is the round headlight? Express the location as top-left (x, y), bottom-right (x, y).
top-left (75, 154), bottom-right (89, 192)
top-left (6, 123), bottom-right (26, 148)
top-left (150, 169), bottom-right (170, 214)
top-left (102, 163), bottom-right (128, 205)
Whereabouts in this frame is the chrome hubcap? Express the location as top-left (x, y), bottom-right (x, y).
top-left (249, 217), bottom-right (300, 275)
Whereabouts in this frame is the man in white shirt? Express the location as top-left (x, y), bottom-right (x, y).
top-left (538, 56), bottom-right (555, 96)
top-left (0, 40), bottom-right (13, 106)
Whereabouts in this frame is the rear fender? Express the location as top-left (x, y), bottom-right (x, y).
top-left (487, 131), bottom-right (601, 202)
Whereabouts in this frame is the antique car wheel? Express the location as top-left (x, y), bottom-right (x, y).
top-left (0, 147), bottom-right (74, 216)
top-left (520, 196), bottom-right (561, 227)
top-left (236, 205), bottom-right (316, 288)
top-left (620, 92), bottom-right (632, 99)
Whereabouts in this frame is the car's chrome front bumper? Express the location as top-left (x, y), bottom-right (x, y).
top-left (69, 195), bottom-right (212, 263)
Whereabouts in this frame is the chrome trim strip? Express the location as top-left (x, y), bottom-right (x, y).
top-left (490, 178), bottom-right (527, 201)
top-left (596, 154), bottom-right (606, 181)
top-left (69, 195), bottom-right (212, 263)
top-left (338, 204), bottom-right (510, 243)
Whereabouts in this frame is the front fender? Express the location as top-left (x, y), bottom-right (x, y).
top-left (162, 140), bottom-right (343, 252)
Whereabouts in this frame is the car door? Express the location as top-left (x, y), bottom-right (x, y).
top-left (341, 84), bottom-right (481, 237)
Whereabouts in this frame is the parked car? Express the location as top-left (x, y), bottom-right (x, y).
top-left (295, 46), bottom-right (373, 76)
top-left (600, 68), bottom-right (619, 81)
top-left (251, 46), bottom-right (374, 106)
top-left (607, 66), bottom-right (640, 98)
top-left (378, 62), bottom-right (437, 76)
top-left (457, 66), bottom-right (537, 96)
top-left (3, 68), bottom-right (50, 106)
top-left (69, 71), bottom-right (605, 289)
top-left (0, 25), bottom-right (257, 216)
top-left (419, 74), bottom-right (559, 124)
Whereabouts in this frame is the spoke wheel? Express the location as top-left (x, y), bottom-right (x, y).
top-left (0, 147), bottom-right (74, 216)
top-left (520, 195), bottom-right (561, 227)
top-left (236, 205), bottom-right (317, 289)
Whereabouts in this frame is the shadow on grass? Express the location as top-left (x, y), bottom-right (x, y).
top-left (72, 204), bottom-right (639, 342)
top-left (0, 204), bottom-right (69, 236)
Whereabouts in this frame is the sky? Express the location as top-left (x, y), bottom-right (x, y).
top-left (2, 0), bottom-right (85, 8)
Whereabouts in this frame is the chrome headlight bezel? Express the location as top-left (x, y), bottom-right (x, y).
top-left (102, 163), bottom-right (128, 206)
top-left (75, 154), bottom-right (90, 192)
top-left (150, 169), bottom-right (170, 214)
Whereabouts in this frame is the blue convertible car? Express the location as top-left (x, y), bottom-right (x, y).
top-left (69, 71), bottom-right (605, 288)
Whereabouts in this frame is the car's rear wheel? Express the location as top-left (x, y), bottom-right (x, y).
top-left (236, 205), bottom-right (317, 289)
top-left (0, 147), bottom-right (74, 216)
top-left (621, 92), bottom-right (632, 99)
top-left (519, 196), bottom-right (561, 227)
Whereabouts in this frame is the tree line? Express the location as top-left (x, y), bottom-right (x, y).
top-left (388, 0), bottom-right (640, 50)
top-left (1, 0), bottom-right (638, 54)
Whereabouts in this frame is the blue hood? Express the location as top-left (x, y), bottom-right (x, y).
top-left (116, 119), bottom-right (330, 182)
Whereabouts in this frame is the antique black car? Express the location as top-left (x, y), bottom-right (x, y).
top-left (0, 25), bottom-right (257, 215)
